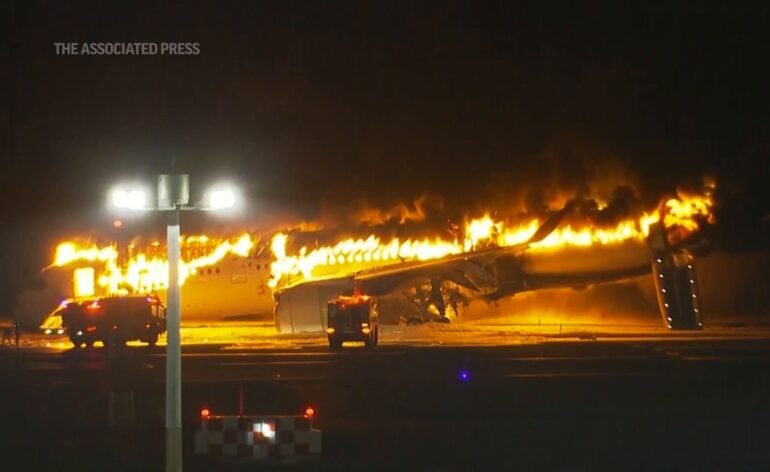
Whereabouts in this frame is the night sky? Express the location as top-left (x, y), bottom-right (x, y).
top-left (4, 2), bottom-right (769, 312)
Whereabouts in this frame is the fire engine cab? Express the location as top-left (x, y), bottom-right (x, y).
top-left (325, 294), bottom-right (379, 350)
top-left (62, 295), bottom-right (167, 348)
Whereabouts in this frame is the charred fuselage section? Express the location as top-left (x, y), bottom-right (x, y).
top-left (274, 216), bottom-right (711, 333)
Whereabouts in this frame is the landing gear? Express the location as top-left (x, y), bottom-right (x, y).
top-left (403, 278), bottom-right (463, 326)
top-left (329, 337), bottom-right (343, 350)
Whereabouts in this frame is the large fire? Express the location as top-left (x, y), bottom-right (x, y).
top-left (49, 189), bottom-right (714, 298)
top-left (265, 191), bottom-right (715, 288)
top-left (52, 234), bottom-right (255, 297)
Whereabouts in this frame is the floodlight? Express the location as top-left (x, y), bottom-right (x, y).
top-left (111, 188), bottom-right (147, 210)
top-left (205, 186), bottom-right (238, 210)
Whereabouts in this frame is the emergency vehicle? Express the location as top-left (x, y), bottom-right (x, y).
top-left (325, 294), bottom-right (379, 350)
top-left (194, 405), bottom-right (322, 461)
top-left (62, 295), bottom-right (167, 348)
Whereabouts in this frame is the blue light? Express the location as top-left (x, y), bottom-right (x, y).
top-left (459, 369), bottom-right (471, 382)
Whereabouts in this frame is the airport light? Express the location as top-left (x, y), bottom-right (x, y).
top-left (205, 187), bottom-right (237, 210)
top-left (458, 369), bottom-right (471, 382)
top-left (111, 188), bottom-right (148, 210)
top-left (109, 174), bottom-right (240, 472)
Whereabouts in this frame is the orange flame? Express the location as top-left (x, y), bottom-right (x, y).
top-left (267, 191), bottom-right (713, 288)
top-left (51, 234), bottom-right (255, 295)
top-left (49, 190), bottom-right (714, 298)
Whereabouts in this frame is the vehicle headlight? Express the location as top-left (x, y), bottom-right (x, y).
top-left (76, 330), bottom-right (83, 336)
top-left (44, 329), bottom-right (52, 335)
top-left (255, 422), bottom-right (275, 439)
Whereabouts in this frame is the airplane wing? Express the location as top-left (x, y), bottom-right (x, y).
top-left (484, 263), bottom-right (653, 301)
top-left (354, 206), bottom-right (571, 296)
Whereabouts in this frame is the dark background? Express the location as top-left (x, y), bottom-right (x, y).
top-left (4, 1), bottom-right (769, 314)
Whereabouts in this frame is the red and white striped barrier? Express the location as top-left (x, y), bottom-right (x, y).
top-left (194, 413), bottom-right (322, 460)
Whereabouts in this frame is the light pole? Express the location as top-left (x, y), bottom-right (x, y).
top-left (111, 175), bottom-right (238, 472)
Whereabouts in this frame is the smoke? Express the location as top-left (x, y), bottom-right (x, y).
top-left (309, 138), bottom-right (716, 237)
top-left (314, 195), bottom-right (456, 231)
top-left (693, 250), bottom-right (770, 318)
top-left (460, 280), bottom-right (659, 325)
top-left (352, 195), bottom-right (446, 226)
top-left (457, 248), bottom-right (770, 326)
top-left (465, 138), bottom-right (645, 214)
top-left (276, 170), bottom-right (715, 252)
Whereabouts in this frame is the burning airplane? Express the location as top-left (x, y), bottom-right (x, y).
top-left (19, 185), bottom-right (714, 334)
top-left (271, 189), bottom-right (714, 332)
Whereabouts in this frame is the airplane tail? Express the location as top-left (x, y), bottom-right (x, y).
top-left (525, 207), bottom-right (705, 331)
top-left (647, 221), bottom-right (704, 330)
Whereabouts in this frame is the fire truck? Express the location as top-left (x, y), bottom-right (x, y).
top-left (62, 295), bottom-right (167, 348)
top-left (325, 294), bottom-right (379, 350)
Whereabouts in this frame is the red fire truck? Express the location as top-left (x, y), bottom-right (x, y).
top-left (62, 295), bottom-right (167, 348)
top-left (325, 294), bottom-right (379, 350)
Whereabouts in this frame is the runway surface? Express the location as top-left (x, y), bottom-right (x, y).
top-left (2, 327), bottom-right (770, 470)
